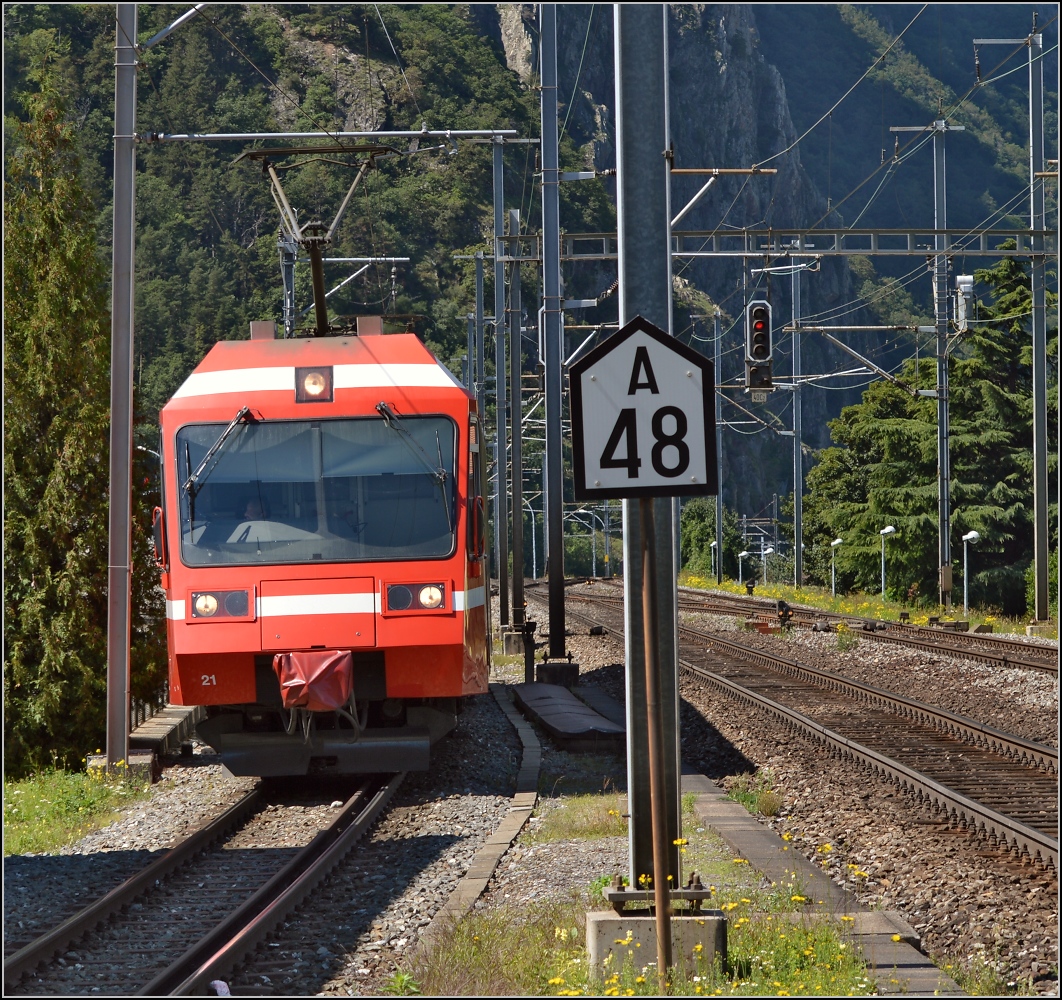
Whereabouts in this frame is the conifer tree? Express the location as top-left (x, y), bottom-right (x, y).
top-left (800, 249), bottom-right (1057, 613)
top-left (3, 31), bottom-right (161, 776)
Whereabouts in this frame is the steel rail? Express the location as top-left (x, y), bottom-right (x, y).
top-left (152, 772), bottom-right (404, 996)
top-left (4, 788), bottom-right (263, 982)
top-left (551, 590), bottom-right (1059, 870)
top-left (570, 590), bottom-right (1057, 772)
top-left (858, 627), bottom-right (1058, 674)
top-left (688, 628), bottom-right (1058, 775)
top-left (680, 659), bottom-right (1059, 871)
top-left (667, 584), bottom-right (1058, 674)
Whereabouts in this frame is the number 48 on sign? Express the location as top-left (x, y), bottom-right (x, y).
top-left (569, 316), bottom-right (717, 501)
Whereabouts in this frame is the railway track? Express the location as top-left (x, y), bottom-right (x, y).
top-left (6, 774), bottom-right (402, 996)
top-left (592, 579), bottom-right (1058, 674)
top-left (544, 589), bottom-right (1058, 871)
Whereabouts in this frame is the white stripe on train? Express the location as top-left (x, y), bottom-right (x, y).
top-left (166, 586), bottom-right (485, 620)
top-left (172, 363), bottom-right (461, 399)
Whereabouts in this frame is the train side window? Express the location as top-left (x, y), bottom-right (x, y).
top-left (468, 418), bottom-right (485, 558)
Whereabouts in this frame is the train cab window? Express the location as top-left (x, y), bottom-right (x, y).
top-left (175, 415), bottom-right (457, 567)
top-left (467, 417), bottom-right (485, 558)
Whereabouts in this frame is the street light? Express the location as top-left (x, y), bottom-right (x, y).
top-left (738, 550), bottom-right (750, 585)
top-left (962, 530), bottom-right (980, 616)
top-left (879, 525), bottom-right (896, 597)
top-left (830, 538), bottom-right (843, 598)
top-left (762, 547), bottom-right (774, 586)
top-left (710, 540), bottom-right (718, 579)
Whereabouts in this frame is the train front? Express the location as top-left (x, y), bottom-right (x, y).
top-left (155, 332), bottom-right (489, 776)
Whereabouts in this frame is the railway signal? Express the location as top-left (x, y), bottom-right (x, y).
top-left (745, 300), bottom-right (773, 391)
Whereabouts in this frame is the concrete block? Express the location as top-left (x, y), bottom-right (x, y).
top-left (586, 911), bottom-right (726, 979)
top-left (1026, 624), bottom-right (1054, 637)
top-left (973, 623), bottom-right (994, 633)
top-left (536, 662), bottom-right (579, 687)
top-left (503, 630), bottom-right (528, 655)
top-left (87, 750), bottom-right (158, 784)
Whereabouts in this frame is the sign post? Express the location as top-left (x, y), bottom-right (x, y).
top-left (571, 316), bottom-right (716, 986)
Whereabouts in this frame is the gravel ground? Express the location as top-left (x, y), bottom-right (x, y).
top-left (550, 583), bottom-right (1058, 994)
top-left (679, 608), bottom-right (1059, 748)
top-left (8, 585), bottom-right (1056, 994)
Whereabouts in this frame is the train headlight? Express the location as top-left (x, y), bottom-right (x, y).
top-left (193, 593), bottom-right (219, 617)
top-left (189, 589), bottom-right (253, 621)
top-left (418, 585), bottom-right (444, 609)
top-left (385, 583), bottom-right (447, 613)
top-left (295, 366), bottom-right (334, 403)
top-left (387, 585), bottom-right (413, 611)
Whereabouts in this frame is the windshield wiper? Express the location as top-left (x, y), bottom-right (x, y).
top-left (375, 402), bottom-right (448, 485)
top-left (376, 402), bottom-right (453, 533)
top-left (183, 406), bottom-right (258, 497)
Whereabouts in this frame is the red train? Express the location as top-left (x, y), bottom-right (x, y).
top-left (153, 327), bottom-right (490, 776)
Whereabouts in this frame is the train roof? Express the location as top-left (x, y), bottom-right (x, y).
top-left (161, 333), bottom-right (471, 421)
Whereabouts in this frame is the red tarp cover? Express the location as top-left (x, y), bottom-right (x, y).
top-left (272, 650), bottom-right (354, 712)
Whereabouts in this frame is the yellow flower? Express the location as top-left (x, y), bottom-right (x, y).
top-left (791, 895), bottom-right (806, 902)
top-left (891, 934), bottom-right (902, 942)
top-left (635, 977), bottom-right (646, 984)
top-left (673, 837), bottom-right (688, 845)
top-left (732, 857), bottom-right (749, 865)
top-left (782, 831), bottom-right (793, 841)
top-left (840, 915), bottom-right (854, 923)
top-left (548, 978), bottom-right (565, 986)
top-left (694, 943), bottom-right (703, 953)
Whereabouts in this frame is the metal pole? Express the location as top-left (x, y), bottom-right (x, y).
top-left (792, 260), bottom-right (803, 587)
top-left (475, 252), bottom-right (486, 419)
top-left (640, 498), bottom-right (672, 993)
top-left (881, 534), bottom-right (887, 598)
top-left (714, 310), bottom-right (723, 584)
top-left (1029, 27), bottom-right (1049, 621)
top-left (106, 3), bottom-right (138, 771)
top-left (832, 548), bottom-right (836, 598)
top-left (540, 4), bottom-right (566, 659)
top-left (933, 121), bottom-right (952, 609)
top-left (964, 537), bottom-right (969, 617)
top-left (509, 209), bottom-right (525, 627)
top-left (493, 142), bottom-right (510, 629)
top-left (616, 3), bottom-right (678, 973)
top-left (604, 500), bottom-right (611, 578)
top-left (466, 315), bottom-right (475, 390)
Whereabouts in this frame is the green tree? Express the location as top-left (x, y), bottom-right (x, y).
top-left (679, 498), bottom-right (746, 580)
top-left (4, 31), bottom-right (164, 777)
top-left (801, 249), bottom-right (1057, 613)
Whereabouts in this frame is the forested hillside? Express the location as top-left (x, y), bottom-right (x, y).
top-left (2, 5), bottom-right (1056, 772)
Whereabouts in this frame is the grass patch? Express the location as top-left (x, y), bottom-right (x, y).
top-left (527, 791), bottom-right (628, 844)
top-left (539, 756), bottom-right (627, 797)
top-left (409, 897), bottom-right (874, 996)
top-left (680, 573), bottom-right (1042, 636)
top-left (4, 765), bottom-right (150, 856)
top-left (724, 771), bottom-right (782, 819)
top-left (944, 947), bottom-right (1038, 996)
top-left (410, 794), bottom-right (875, 995)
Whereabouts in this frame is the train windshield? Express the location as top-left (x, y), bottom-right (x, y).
top-left (176, 416), bottom-right (457, 567)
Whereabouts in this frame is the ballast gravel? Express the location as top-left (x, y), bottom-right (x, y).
top-left (8, 586), bottom-right (1057, 995)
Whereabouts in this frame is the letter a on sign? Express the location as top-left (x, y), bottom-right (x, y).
top-left (569, 315), bottom-right (717, 500)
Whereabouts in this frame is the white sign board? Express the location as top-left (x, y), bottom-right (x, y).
top-left (569, 316), bottom-right (716, 500)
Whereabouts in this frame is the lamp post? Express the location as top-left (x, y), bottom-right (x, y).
top-left (830, 538), bottom-right (843, 598)
top-left (879, 525), bottom-right (896, 597)
top-left (710, 540), bottom-right (718, 579)
top-left (738, 550), bottom-right (749, 585)
top-left (524, 497), bottom-right (538, 580)
top-left (762, 547), bottom-right (774, 587)
top-left (962, 530), bottom-right (980, 616)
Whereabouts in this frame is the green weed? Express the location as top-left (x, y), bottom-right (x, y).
top-left (4, 764), bottom-right (149, 855)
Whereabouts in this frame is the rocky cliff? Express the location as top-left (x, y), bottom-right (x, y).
top-left (483, 4), bottom-right (860, 514)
